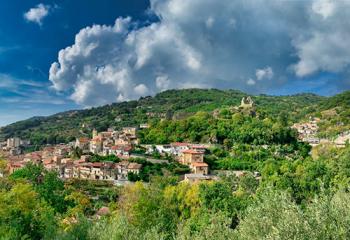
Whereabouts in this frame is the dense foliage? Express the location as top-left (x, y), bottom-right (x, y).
top-left (139, 111), bottom-right (297, 144)
top-left (1, 89), bottom-right (350, 239)
top-left (0, 88), bottom-right (326, 145)
top-left (1, 144), bottom-right (350, 239)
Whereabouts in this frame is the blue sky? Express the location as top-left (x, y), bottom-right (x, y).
top-left (1, 0), bottom-right (350, 126)
top-left (0, 0), bottom-right (149, 126)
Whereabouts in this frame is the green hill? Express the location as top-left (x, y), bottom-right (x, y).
top-left (0, 88), bottom-right (332, 145)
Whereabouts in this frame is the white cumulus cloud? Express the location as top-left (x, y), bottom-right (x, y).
top-left (49, 0), bottom-right (350, 107)
top-left (24, 3), bottom-right (50, 26)
top-left (256, 67), bottom-right (274, 81)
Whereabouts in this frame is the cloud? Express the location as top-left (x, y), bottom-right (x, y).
top-left (49, 0), bottom-right (350, 107)
top-left (0, 73), bottom-right (66, 105)
top-left (293, 0), bottom-right (350, 79)
top-left (312, 0), bottom-right (336, 19)
top-left (256, 67), bottom-right (274, 81)
top-left (246, 79), bottom-right (256, 86)
top-left (24, 4), bottom-right (50, 25)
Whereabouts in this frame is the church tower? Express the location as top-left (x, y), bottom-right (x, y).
top-left (92, 129), bottom-right (98, 139)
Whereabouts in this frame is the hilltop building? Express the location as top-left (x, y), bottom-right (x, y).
top-left (240, 96), bottom-right (254, 108)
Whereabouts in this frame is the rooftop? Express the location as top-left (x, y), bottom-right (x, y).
top-left (191, 162), bottom-right (208, 167)
top-left (182, 149), bottom-right (204, 154)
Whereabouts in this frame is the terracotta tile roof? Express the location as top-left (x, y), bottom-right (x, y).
top-left (78, 137), bottom-right (90, 143)
top-left (191, 162), bottom-right (208, 167)
top-left (171, 142), bottom-right (190, 147)
top-left (111, 145), bottom-right (132, 151)
top-left (74, 159), bottom-right (86, 164)
top-left (182, 149), bottom-right (204, 154)
top-left (43, 158), bottom-right (53, 165)
top-left (92, 162), bottom-right (103, 167)
top-left (191, 145), bottom-right (207, 149)
top-left (9, 162), bottom-right (24, 168)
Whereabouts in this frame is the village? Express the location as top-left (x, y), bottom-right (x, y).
top-left (0, 125), bottom-right (221, 184)
top-left (2, 96), bottom-right (350, 185)
top-left (292, 116), bottom-right (350, 147)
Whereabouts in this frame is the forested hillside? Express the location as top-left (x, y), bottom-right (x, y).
top-left (2, 89), bottom-right (350, 239)
top-left (0, 88), bottom-right (326, 146)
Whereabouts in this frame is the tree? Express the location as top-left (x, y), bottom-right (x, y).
top-left (0, 183), bottom-right (57, 239)
top-left (0, 157), bottom-right (7, 176)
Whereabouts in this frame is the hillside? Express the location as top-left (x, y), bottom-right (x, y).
top-left (0, 88), bottom-right (328, 145)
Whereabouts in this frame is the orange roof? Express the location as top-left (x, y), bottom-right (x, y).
top-left (9, 162), bottom-right (24, 168)
top-left (78, 137), bottom-right (90, 143)
top-left (92, 162), bottom-right (103, 167)
top-left (74, 159), bottom-right (86, 164)
top-left (43, 158), bottom-right (53, 165)
top-left (191, 145), bottom-right (207, 149)
top-left (171, 142), bottom-right (190, 147)
top-left (111, 145), bottom-right (132, 151)
top-left (182, 150), bottom-right (204, 154)
top-left (191, 162), bottom-right (208, 167)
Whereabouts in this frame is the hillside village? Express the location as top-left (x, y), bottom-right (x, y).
top-left (1, 91), bottom-right (350, 240)
top-left (1, 96), bottom-right (350, 185)
top-left (1, 125), bottom-right (218, 184)
top-left (292, 117), bottom-right (350, 147)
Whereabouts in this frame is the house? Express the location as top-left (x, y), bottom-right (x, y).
top-left (155, 145), bottom-right (173, 155)
top-left (114, 161), bottom-right (130, 180)
top-left (115, 136), bottom-right (131, 146)
top-left (127, 162), bottom-right (142, 175)
top-left (190, 162), bottom-right (209, 175)
top-left (7, 137), bottom-right (21, 149)
top-left (8, 162), bottom-right (25, 174)
top-left (170, 142), bottom-right (190, 155)
top-left (75, 137), bottom-right (90, 152)
top-left (61, 158), bottom-right (73, 164)
top-left (179, 149), bottom-right (209, 175)
top-left (122, 127), bottom-right (137, 136)
top-left (42, 157), bottom-right (53, 166)
top-left (110, 145), bottom-right (131, 158)
top-left (23, 151), bottom-right (42, 164)
top-left (114, 161), bottom-right (142, 180)
top-left (77, 163), bottom-right (92, 179)
top-left (98, 131), bottom-right (113, 139)
top-left (102, 145), bottom-right (112, 156)
top-left (91, 162), bottom-right (104, 180)
top-left (190, 144), bottom-right (207, 153)
top-left (180, 150), bottom-right (204, 165)
top-left (101, 162), bottom-right (116, 180)
top-left (54, 145), bottom-right (70, 157)
top-left (90, 137), bottom-right (103, 154)
top-left (65, 164), bottom-right (75, 179)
